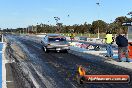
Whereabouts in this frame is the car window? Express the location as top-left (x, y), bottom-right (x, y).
top-left (48, 37), bottom-right (66, 42)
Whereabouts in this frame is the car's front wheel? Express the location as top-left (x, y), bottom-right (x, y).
top-left (43, 46), bottom-right (49, 53)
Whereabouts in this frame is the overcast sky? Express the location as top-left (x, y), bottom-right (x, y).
top-left (0, 0), bottom-right (132, 29)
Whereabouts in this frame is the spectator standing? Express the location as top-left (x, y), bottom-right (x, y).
top-left (70, 33), bottom-right (74, 43)
top-left (116, 32), bottom-right (129, 62)
top-left (105, 31), bottom-right (113, 58)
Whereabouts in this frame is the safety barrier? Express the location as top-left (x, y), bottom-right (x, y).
top-left (70, 42), bottom-right (100, 51)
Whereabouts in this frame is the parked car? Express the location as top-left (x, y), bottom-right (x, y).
top-left (41, 34), bottom-right (70, 53)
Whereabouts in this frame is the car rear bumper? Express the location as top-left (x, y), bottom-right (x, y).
top-left (47, 46), bottom-right (70, 51)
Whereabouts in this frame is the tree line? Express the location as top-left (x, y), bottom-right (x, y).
top-left (2, 16), bottom-right (132, 34)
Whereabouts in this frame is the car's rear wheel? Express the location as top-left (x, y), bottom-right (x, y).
top-left (63, 50), bottom-right (68, 53)
top-left (43, 46), bottom-right (49, 53)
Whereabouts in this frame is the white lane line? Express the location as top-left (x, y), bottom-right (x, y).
top-left (2, 43), bottom-right (7, 88)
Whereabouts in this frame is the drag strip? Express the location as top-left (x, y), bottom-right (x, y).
top-left (4, 35), bottom-right (132, 88)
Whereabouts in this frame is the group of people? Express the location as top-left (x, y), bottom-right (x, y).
top-left (105, 30), bottom-right (129, 62)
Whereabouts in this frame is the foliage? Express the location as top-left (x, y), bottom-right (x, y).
top-left (2, 16), bottom-right (131, 35)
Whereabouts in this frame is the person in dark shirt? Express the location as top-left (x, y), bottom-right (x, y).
top-left (116, 34), bottom-right (129, 62)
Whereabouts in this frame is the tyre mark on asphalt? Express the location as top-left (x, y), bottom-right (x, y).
top-left (17, 37), bottom-right (77, 88)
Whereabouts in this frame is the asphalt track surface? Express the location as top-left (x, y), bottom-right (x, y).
top-left (4, 34), bottom-right (132, 88)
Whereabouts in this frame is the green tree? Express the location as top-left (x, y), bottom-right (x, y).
top-left (81, 22), bottom-right (91, 33)
top-left (91, 20), bottom-right (107, 34)
top-left (114, 16), bottom-right (129, 34)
